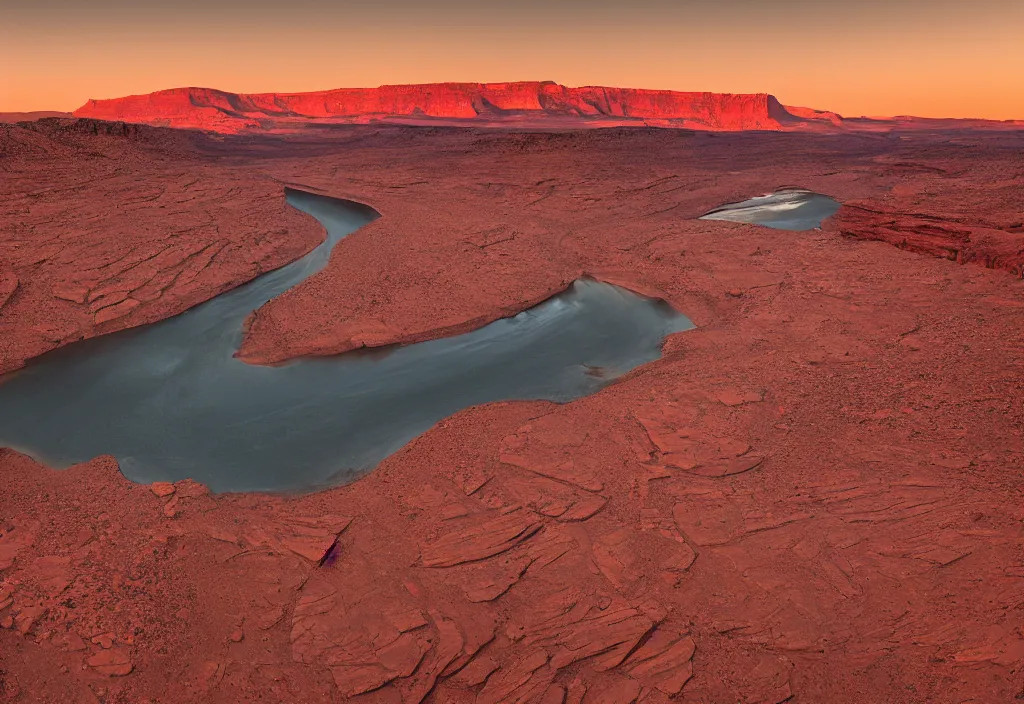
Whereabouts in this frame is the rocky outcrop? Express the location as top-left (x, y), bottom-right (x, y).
top-left (71, 83), bottom-right (1024, 134)
top-left (73, 82), bottom-right (811, 133)
top-left (835, 204), bottom-right (1024, 278)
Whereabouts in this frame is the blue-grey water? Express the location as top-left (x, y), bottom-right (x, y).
top-left (0, 189), bottom-right (693, 493)
top-left (700, 189), bottom-right (840, 230)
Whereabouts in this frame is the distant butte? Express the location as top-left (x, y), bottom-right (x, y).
top-left (0, 111), bottom-right (73, 123)
top-left (71, 82), bottom-right (805, 132)
top-left (69, 82), bottom-right (1024, 134)
top-left (44, 82), bottom-right (969, 134)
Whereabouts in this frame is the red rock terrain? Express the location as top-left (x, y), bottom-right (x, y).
top-left (71, 83), bottom-right (1024, 135)
top-left (2, 119), bottom-right (1024, 703)
top-left (72, 83), bottom-right (834, 134)
top-left (0, 119), bottom-right (322, 375)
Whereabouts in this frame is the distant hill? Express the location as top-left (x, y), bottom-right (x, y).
top-left (70, 82), bottom-right (1024, 134)
top-left (70, 82), bottom-right (834, 133)
top-left (0, 111), bottom-right (73, 123)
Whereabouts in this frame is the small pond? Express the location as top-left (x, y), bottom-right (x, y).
top-left (700, 189), bottom-right (841, 230)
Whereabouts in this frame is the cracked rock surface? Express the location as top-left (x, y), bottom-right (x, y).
top-left (1, 120), bottom-right (1024, 702)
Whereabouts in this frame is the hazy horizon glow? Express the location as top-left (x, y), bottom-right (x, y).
top-left (3, 0), bottom-right (1023, 119)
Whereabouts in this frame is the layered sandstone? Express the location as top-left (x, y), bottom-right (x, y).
top-left (72, 83), bottom-right (1024, 135)
top-left (73, 82), bottom-right (812, 133)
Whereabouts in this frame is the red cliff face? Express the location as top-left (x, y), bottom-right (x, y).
top-left (73, 82), bottom-right (823, 133)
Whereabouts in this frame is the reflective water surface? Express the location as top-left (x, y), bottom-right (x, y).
top-left (700, 189), bottom-right (841, 230)
top-left (0, 190), bottom-right (693, 492)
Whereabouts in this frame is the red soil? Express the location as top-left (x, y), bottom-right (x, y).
top-left (2, 120), bottom-right (1024, 702)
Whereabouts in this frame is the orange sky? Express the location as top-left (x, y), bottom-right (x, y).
top-left (3, 0), bottom-right (1023, 119)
